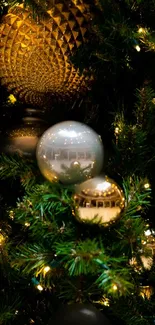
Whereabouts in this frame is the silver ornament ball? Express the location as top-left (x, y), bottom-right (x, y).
top-left (36, 121), bottom-right (104, 184)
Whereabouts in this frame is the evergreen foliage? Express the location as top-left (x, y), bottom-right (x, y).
top-left (1, 1), bottom-right (155, 325)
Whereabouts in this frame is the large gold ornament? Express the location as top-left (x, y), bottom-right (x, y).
top-left (74, 175), bottom-right (125, 225)
top-left (0, 1), bottom-right (91, 106)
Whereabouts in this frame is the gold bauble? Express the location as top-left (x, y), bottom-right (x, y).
top-left (139, 286), bottom-right (153, 300)
top-left (129, 255), bottom-right (153, 272)
top-left (74, 175), bottom-right (125, 225)
top-left (0, 1), bottom-right (91, 106)
top-left (2, 108), bottom-right (47, 156)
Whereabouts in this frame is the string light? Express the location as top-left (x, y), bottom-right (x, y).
top-left (112, 284), bottom-right (118, 291)
top-left (102, 298), bottom-right (110, 306)
top-left (115, 127), bottom-right (120, 134)
top-left (25, 222), bottom-right (30, 227)
top-left (144, 229), bottom-right (152, 236)
top-left (37, 284), bottom-right (43, 291)
top-left (94, 297), bottom-right (110, 306)
top-left (138, 27), bottom-right (147, 34)
top-left (9, 210), bottom-right (14, 220)
top-left (144, 183), bottom-right (150, 189)
top-left (43, 266), bottom-right (50, 275)
top-left (135, 45), bottom-right (141, 52)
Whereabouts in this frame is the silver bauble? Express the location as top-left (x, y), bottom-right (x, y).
top-left (36, 121), bottom-right (104, 184)
top-left (74, 175), bottom-right (125, 225)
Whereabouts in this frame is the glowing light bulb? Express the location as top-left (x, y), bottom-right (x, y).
top-left (115, 127), bottom-right (119, 134)
top-left (25, 222), bottom-right (30, 227)
top-left (112, 284), bottom-right (118, 291)
top-left (144, 229), bottom-right (151, 236)
top-left (103, 298), bottom-right (110, 306)
top-left (144, 183), bottom-right (150, 189)
top-left (138, 27), bottom-right (146, 34)
top-left (135, 45), bottom-right (141, 52)
top-left (138, 27), bottom-right (148, 35)
top-left (37, 284), bottom-right (43, 291)
top-left (43, 266), bottom-right (50, 274)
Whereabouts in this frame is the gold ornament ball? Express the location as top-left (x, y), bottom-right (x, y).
top-left (139, 286), bottom-right (153, 300)
top-left (0, 1), bottom-right (91, 106)
top-left (130, 253), bottom-right (153, 272)
top-left (3, 109), bottom-right (47, 156)
top-left (74, 175), bottom-right (125, 225)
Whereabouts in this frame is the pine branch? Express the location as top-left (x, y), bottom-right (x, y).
top-left (0, 154), bottom-right (39, 190)
top-left (96, 268), bottom-right (133, 296)
top-left (11, 244), bottom-right (54, 275)
top-left (0, 293), bottom-right (21, 325)
top-left (112, 295), bottom-right (155, 325)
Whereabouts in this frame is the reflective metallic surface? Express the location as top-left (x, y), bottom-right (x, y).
top-left (36, 121), bottom-right (104, 184)
top-left (0, 1), bottom-right (91, 106)
top-left (74, 175), bottom-right (125, 225)
top-left (3, 108), bottom-right (47, 156)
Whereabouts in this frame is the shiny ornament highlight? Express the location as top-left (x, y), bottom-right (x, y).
top-left (49, 304), bottom-right (111, 325)
top-left (74, 175), bottom-right (125, 225)
top-left (36, 121), bottom-right (104, 184)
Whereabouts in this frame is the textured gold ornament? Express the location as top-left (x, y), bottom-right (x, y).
top-left (0, 1), bottom-right (91, 106)
top-left (139, 286), bottom-right (153, 300)
top-left (129, 255), bottom-right (153, 272)
top-left (74, 175), bottom-right (125, 225)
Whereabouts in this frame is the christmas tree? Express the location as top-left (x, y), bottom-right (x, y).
top-left (1, 0), bottom-right (155, 324)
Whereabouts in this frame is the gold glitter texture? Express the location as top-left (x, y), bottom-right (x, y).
top-left (0, 0), bottom-right (90, 106)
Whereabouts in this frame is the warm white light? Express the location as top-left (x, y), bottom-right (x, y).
top-left (103, 298), bottom-right (110, 306)
top-left (115, 127), bottom-right (119, 134)
top-left (135, 45), bottom-right (141, 52)
top-left (144, 229), bottom-right (151, 236)
top-left (43, 266), bottom-right (50, 274)
top-left (96, 181), bottom-right (111, 191)
top-left (112, 284), bottom-right (118, 291)
top-left (138, 27), bottom-right (146, 34)
top-left (25, 222), bottom-right (30, 227)
top-left (144, 183), bottom-right (150, 189)
top-left (37, 284), bottom-right (43, 291)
